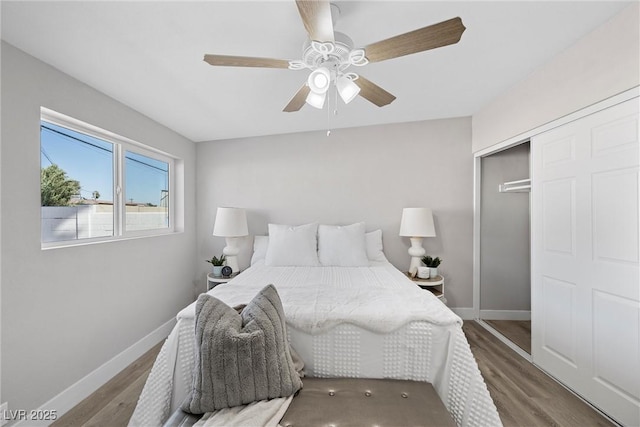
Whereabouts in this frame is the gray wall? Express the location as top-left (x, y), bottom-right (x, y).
top-left (480, 143), bottom-right (530, 312)
top-left (196, 117), bottom-right (474, 309)
top-left (1, 42), bottom-right (197, 414)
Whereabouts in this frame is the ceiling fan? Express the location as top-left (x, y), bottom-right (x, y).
top-left (203, 1), bottom-right (466, 112)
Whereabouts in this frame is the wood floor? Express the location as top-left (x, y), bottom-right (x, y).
top-left (53, 322), bottom-right (613, 427)
top-left (463, 321), bottom-right (612, 427)
top-left (484, 319), bottom-right (532, 354)
top-left (51, 342), bottom-right (163, 427)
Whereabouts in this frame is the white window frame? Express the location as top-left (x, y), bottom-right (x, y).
top-left (41, 107), bottom-right (177, 249)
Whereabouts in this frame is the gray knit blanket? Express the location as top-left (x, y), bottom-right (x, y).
top-left (181, 284), bottom-right (302, 414)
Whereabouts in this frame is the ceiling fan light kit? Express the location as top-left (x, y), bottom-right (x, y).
top-left (203, 0), bottom-right (466, 114)
top-left (307, 67), bottom-right (332, 94)
top-left (336, 75), bottom-right (360, 104)
top-left (305, 90), bottom-right (327, 109)
top-left (304, 66), bottom-right (360, 109)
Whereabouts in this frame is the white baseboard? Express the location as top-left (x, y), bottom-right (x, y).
top-left (450, 307), bottom-right (476, 320)
top-left (15, 318), bottom-right (175, 426)
top-left (480, 309), bottom-right (531, 321)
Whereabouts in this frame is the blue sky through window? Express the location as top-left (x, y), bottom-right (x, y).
top-left (41, 122), bottom-right (168, 206)
top-left (125, 151), bottom-right (169, 207)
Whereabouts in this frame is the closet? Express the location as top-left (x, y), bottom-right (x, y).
top-left (476, 95), bottom-right (639, 426)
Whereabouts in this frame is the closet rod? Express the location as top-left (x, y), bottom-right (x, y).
top-left (499, 178), bottom-right (531, 193)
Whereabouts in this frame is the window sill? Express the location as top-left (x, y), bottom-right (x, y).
top-left (41, 229), bottom-right (181, 250)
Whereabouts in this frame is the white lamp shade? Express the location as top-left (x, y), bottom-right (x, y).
top-left (305, 90), bottom-right (327, 109)
top-left (212, 207), bottom-right (248, 237)
top-left (337, 76), bottom-right (360, 104)
top-left (399, 208), bottom-right (436, 237)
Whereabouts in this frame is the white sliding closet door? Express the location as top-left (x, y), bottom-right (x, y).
top-left (531, 98), bottom-right (639, 426)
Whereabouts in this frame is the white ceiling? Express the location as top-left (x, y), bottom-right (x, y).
top-left (1, 1), bottom-right (631, 142)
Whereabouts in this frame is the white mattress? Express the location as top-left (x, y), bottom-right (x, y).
top-left (130, 262), bottom-right (501, 427)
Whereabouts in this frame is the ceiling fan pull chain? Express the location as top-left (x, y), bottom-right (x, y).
top-left (326, 89), bottom-right (332, 136)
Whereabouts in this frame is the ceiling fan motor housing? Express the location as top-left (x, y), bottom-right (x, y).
top-left (303, 32), bottom-right (352, 69)
top-left (291, 31), bottom-right (368, 74)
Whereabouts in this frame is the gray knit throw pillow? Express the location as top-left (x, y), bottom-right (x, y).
top-left (182, 284), bottom-right (302, 414)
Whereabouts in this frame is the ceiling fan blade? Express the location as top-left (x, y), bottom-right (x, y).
top-left (283, 84), bottom-right (311, 112)
top-left (295, 0), bottom-right (334, 43)
top-left (203, 54), bottom-right (290, 69)
top-left (364, 17), bottom-right (466, 63)
top-left (354, 76), bottom-right (396, 107)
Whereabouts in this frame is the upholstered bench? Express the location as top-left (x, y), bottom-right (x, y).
top-left (281, 377), bottom-right (455, 427)
top-left (162, 378), bottom-right (456, 427)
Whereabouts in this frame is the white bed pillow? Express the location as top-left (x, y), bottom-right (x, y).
top-left (366, 229), bottom-right (389, 263)
top-left (250, 235), bottom-right (269, 265)
top-left (318, 222), bottom-right (369, 267)
top-left (265, 223), bottom-right (320, 266)
top-left (254, 228), bottom-right (388, 265)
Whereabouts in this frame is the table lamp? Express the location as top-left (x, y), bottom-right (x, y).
top-left (212, 207), bottom-right (248, 274)
top-left (399, 207), bottom-right (436, 274)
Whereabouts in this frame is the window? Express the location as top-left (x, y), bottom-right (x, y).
top-left (40, 108), bottom-right (175, 247)
top-left (124, 151), bottom-right (170, 232)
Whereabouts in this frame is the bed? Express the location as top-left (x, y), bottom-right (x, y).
top-left (129, 225), bottom-right (502, 427)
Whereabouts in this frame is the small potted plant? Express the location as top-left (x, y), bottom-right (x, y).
top-left (421, 256), bottom-right (442, 278)
top-left (206, 255), bottom-right (226, 277)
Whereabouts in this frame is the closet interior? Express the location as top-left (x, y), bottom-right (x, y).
top-left (479, 142), bottom-right (531, 354)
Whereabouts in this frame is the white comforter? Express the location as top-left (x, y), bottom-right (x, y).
top-left (177, 261), bottom-right (461, 334)
top-left (130, 262), bottom-right (502, 427)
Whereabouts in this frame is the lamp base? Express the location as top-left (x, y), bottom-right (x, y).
top-left (222, 237), bottom-right (241, 274)
top-left (407, 236), bottom-right (426, 275)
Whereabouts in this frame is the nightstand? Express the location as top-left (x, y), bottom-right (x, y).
top-left (207, 273), bottom-right (237, 291)
top-left (406, 273), bottom-right (447, 304)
